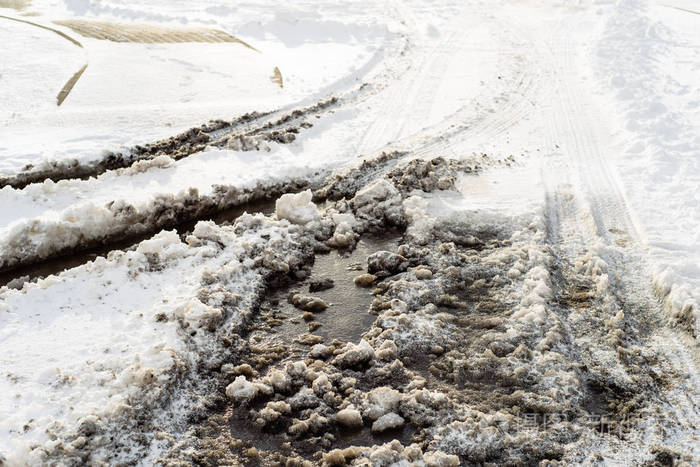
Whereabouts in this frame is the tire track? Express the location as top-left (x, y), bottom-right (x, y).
top-left (0, 195), bottom-right (279, 288)
top-left (396, 10), bottom-right (549, 161)
top-left (538, 10), bottom-right (699, 458)
top-left (352, 2), bottom-right (539, 159)
top-left (546, 30), bottom-right (641, 244)
top-left (353, 7), bottom-right (465, 156)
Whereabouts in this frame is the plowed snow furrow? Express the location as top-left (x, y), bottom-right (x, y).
top-left (0, 96), bottom-right (340, 189)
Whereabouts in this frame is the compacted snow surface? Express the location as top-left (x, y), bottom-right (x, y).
top-left (0, 0), bottom-right (698, 465)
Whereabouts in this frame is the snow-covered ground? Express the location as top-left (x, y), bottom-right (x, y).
top-left (593, 0), bottom-right (700, 329)
top-left (1, 0), bottom-right (698, 464)
top-left (0, 0), bottom-right (398, 176)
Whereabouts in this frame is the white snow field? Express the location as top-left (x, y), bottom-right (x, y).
top-left (0, 0), bottom-right (698, 465)
top-left (0, 0), bottom-right (397, 176)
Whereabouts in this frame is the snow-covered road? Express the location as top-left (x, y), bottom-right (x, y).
top-left (1, 0), bottom-right (698, 464)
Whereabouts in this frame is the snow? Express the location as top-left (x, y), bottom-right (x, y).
top-left (0, 0), bottom-right (398, 177)
top-left (371, 412), bottom-right (405, 433)
top-left (336, 406), bottom-right (363, 429)
top-left (351, 178), bottom-right (403, 228)
top-left (591, 0), bottom-right (700, 331)
top-left (225, 376), bottom-right (258, 404)
top-left (0, 144), bottom-right (328, 270)
top-left (364, 386), bottom-right (401, 421)
top-left (1, 0), bottom-right (699, 463)
top-left (0, 213), bottom-right (311, 462)
top-left (274, 189), bottom-right (320, 225)
top-left (333, 339), bottom-right (375, 368)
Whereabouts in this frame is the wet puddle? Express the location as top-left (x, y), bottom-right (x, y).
top-left (256, 232), bottom-right (403, 346)
top-left (335, 423), bottom-right (416, 449)
top-left (226, 406), bottom-right (417, 462)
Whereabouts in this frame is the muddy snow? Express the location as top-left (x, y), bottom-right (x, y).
top-left (1, 0), bottom-right (698, 465)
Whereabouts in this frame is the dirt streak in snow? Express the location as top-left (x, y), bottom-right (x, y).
top-left (0, 96), bottom-right (339, 189)
top-left (0, 13), bottom-right (82, 47)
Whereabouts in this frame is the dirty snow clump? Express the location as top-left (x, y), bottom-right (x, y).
top-left (351, 179), bottom-right (404, 229)
top-left (225, 376), bottom-right (259, 404)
